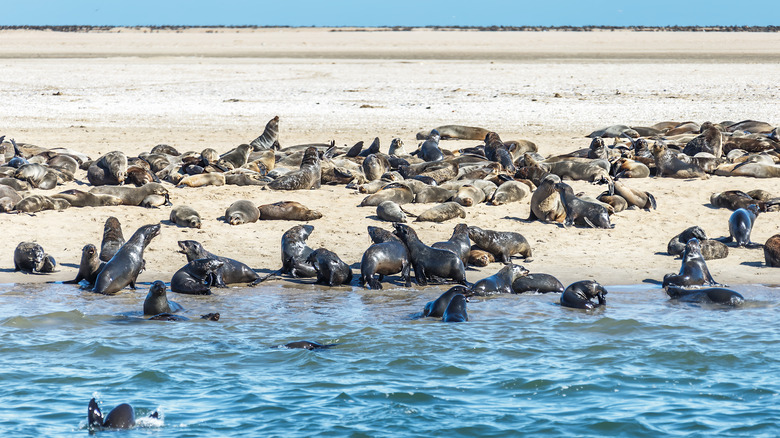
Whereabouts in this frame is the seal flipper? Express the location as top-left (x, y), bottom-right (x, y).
top-left (647, 192), bottom-right (657, 210)
top-left (88, 398), bottom-right (104, 428)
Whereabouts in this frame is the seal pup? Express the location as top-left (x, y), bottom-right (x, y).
top-left (392, 223), bottom-right (467, 286)
top-left (723, 205), bottom-right (760, 247)
top-left (414, 202), bottom-right (466, 223)
top-left (442, 294), bottom-right (468, 322)
top-left (267, 146), bottom-right (321, 190)
top-left (225, 200), bottom-right (260, 225)
top-left (431, 223), bottom-right (471, 264)
top-left (93, 223), bottom-right (161, 294)
top-left (306, 248), bottom-right (352, 286)
top-left (257, 201), bottom-right (322, 221)
top-left (469, 264), bottom-right (529, 296)
top-left (422, 286), bottom-right (469, 317)
top-left (100, 217), bottom-right (125, 262)
top-left (13, 242), bottom-right (52, 273)
top-left (249, 115), bottom-right (280, 151)
top-left (280, 224), bottom-right (317, 278)
top-left (665, 286), bottom-right (744, 306)
top-left (662, 238), bottom-right (720, 288)
top-left (170, 258), bottom-right (225, 295)
top-left (178, 240), bottom-right (259, 285)
top-left (511, 273), bottom-right (565, 294)
top-left (527, 174), bottom-right (566, 223)
top-left (764, 234), bottom-right (780, 267)
top-left (217, 143), bottom-right (252, 170)
top-left (560, 280), bottom-right (608, 309)
top-left (468, 226), bottom-right (531, 263)
top-left (63, 244), bottom-right (105, 286)
top-left (554, 182), bottom-right (613, 229)
top-left (170, 205), bottom-right (202, 229)
top-left (467, 248), bottom-right (495, 267)
top-left (87, 398), bottom-right (158, 431)
top-left (490, 181), bottom-right (529, 205)
top-left (13, 194), bottom-right (70, 213)
top-left (143, 280), bottom-right (183, 315)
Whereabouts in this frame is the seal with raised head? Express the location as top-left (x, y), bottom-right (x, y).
top-left (217, 143), bottom-right (252, 170)
top-left (511, 273), bottom-right (565, 294)
top-left (306, 248), bottom-right (353, 286)
top-left (63, 244), bottom-right (105, 286)
top-left (431, 223), bottom-right (471, 264)
top-left (662, 238), bottom-right (720, 288)
top-left (468, 226), bottom-right (531, 263)
top-left (422, 285), bottom-right (469, 317)
top-left (178, 240), bottom-right (259, 285)
top-left (416, 129), bottom-right (444, 162)
top-left (649, 142), bottom-right (709, 179)
top-left (225, 200), bottom-right (260, 225)
top-left (267, 146), bottom-right (321, 190)
top-left (469, 264), bottom-right (529, 296)
top-left (143, 280), bottom-right (183, 315)
top-left (258, 201), bottom-right (322, 221)
top-left (100, 216), bottom-right (125, 262)
top-left (87, 151), bottom-right (128, 186)
top-left (442, 294), bottom-right (468, 322)
top-left (170, 205), bottom-right (202, 229)
top-left (93, 223), bottom-right (161, 295)
top-left (281, 224), bottom-right (317, 278)
top-left (249, 115), bottom-right (280, 151)
top-left (14, 242), bottom-right (55, 273)
top-left (170, 258), bottom-right (225, 295)
top-left (392, 223), bottom-right (466, 286)
top-left (724, 204), bottom-right (760, 247)
top-left (665, 285), bottom-right (744, 306)
top-left (528, 174), bottom-right (566, 223)
top-left (764, 234), bottom-right (780, 267)
top-left (560, 280), bottom-right (608, 309)
top-left (683, 123), bottom-right (723, 158)
top-left (414, 202), bottom-right (466, 223)
top-left (554, 182), bottom-right (613, 229)
top-left (359, 235), bottom-right (411, 290)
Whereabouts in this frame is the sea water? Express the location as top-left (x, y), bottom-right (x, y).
top-left (0, 281), bottom-right (779, 436)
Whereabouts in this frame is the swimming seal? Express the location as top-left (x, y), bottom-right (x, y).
top-left (280, 224), bottom-right (317, 278)
top-left (143, 280), bottom-right (183, 315)
top-left (170, 205), bottom-right (202, 229)
top-left (225, 200), bottom-right (260, 225)
top-left (665, 285), bottom-right (744, 306)
top-left (724, 205), bottom-right (760, 247)
top-left (93, 223), bottom-right (161, 294)
top-left (13, 242), bottom-right (55, 273)
top-left (177, 240), bottom-right (259, 285)
top-left (431, 223), bottom-right (471, 264)
top-left (392, 223), bottom-right (466, 286)
top-left (442, 294), bottom-right (468, 322)
top-left (555, 182), bottom-right (613, 229)
top-left (764, 234), bottom-right (780, 267)
top-left (63, 244), bottom-right (105, 286)
top-left (422, 285), bottom-right (470, 317)
top-left (414, 202), bottom-right (466, 223)
top-left (88, 398), bottom-right (158, 431)
top-left (511, 273), bottom-right (565, 294)
top-left (100, 216), bottom-right (125, 262)
top-left (170, 258), bottom-right (225, 295)
top-left (87, 151), bottom-right (128, 186)
top-left (257, 201), bottom-right (322, 221)
top-left (276, 341), bottom-right (339, 350)
top-left (468, 226), bottom-right (531, 263)
top-left (662, 238), bottom-right (720, 288)
top-left (560, 280), bottom-right (608, 309)
top-left (267, 146), bottom-right (321, 190)
top-left (306, 248), bottom-right (353, 286)
top-left (469, 264), bottom-right (529, 296)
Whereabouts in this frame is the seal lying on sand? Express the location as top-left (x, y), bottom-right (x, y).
top-left (764, 234), bottom-right (780, 268)
top-left (13, 242), bottom-right (56, 273)
top-left (170, 205), bottom-right (202, 229)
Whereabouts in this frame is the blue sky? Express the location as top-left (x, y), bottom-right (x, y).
top-left (2, 1), bottom-right (776, 27)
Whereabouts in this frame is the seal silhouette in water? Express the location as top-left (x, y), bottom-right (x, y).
top-left (423, 286), bottom-right (469, 318)
top-left (442, 294), bottom-right (468, 322)
top-left (87, 398), bottom-right (158, 430)
top-left (665, 286), bottom-right (744, 306)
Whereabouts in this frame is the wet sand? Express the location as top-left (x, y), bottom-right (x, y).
top-left (0, 28), bottom-right (778, 287)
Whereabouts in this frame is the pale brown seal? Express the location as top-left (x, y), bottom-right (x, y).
top-left (225, 200), bottom-right (260, 225)
top-left (528, 174), bottom-right (566, 223)
top-left (257, 201), bottom-right (323, 221)
top-left (51, 189), bottom-right (122, 207)
top-left (765, 234), bottom-right (780, 267)
top-left (63, 244), bottom-right (105, 286)
top-left (468, 226), bottom-right (532, 263)
top-left (414, 202), bottom-right (466, 223)
top-left (170, 205), bottom-right (202, 229)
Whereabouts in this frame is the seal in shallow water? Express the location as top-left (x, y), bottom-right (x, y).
top-left (88, 398), bottom-right (158, 431)
top-left (393, 223), bottom-right (466, 286)
top-left (665, 285), bottom-right (744, 306)
top-left (469, 264), bottom-right (529, 296)
top-left (170, 258), bottom-right (225, 295)
top-left (93, 223), bottom-right (160, 294)
top-left (359, 234), bottom-right (411, 290)
top-left (560, 280), bottom-right (608, 309)
top-left (178, 240), bottom-right (259, 285)
top-left (662, 238), bottom-right (720, 288)
top-left (306, 248), bottom-right (352, 286)
top-left (280, 224), bottom-right (317, 278)
top-left (442, 294), bottom-right (468, 322)
top-left (63, 244), bottom-right (104, 286)
top-left (511, 273), bottom-right (565, 294)
top-left (143, 280), bottom-right (183, 315)
top-left (422, 285), bottom-right (469, 317)
top-left (468, 226), bottom-right (531, 263)
top-left (431, 223), bottom-right (471, 264)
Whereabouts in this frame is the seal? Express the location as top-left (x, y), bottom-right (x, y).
top-left (367, 225), bottom-right (402, 244)
top-left (143, 280), bottom-right (183, 315)
top-left (13, 242), bottom-right (50, 273)
top-left (442, 294), bottom-right (468, 322)
top-left (90, 182), bottom-right (170, 207)
top-left (511, 273), bottom-right (565, 294)
top-left (612, 180), bottom-right (656, 210)
top-left (258, 201), bottom-right (322, 221)
top-left (170, 205), bottom-right (202, 229)
top-left (613, 158), bottom-right (650, 179)
top-left (276, 340), bottom-right (339, 350)
top-left (393, 223), bottom-right (466, 286)
top-left (280, 224), bottom-right (317, 278)
top-left (554, 182), bottom-right (613, 229)
top-left (225, 200), bottom-right (260, 225)
top-left (217, 143), bottom-right (252, 170)
top-left (63, 244), bottom-right (105, 286)
top-left (665, 285), bottom-right (744, 306)
top-left (359, 236), bottom-right (411, 289)
top-left (51, 189), bottom-right (122, 207)
top-left (13, 194), bottom-right (70, 213)
top-left (560, 280), bottom-right (608, 309)
top-left (649, 142), bottom-right (709, 179)
top-left (467, 247), bottom-right (495, 267)
top-left (764, 234), bottom-right (780, 267)
top-left (416, 130), bottom-right (444, 162)
top-left (667, 226), bottom-right (708, 256)
top-left (431, 223), bottom-right (471, 264)
top-left (267, 146), bottom-right (321, 190)
top-left (416, 125), bottom-right (490, 141)
top-left (490, 181), bottom-right (529, 205)
top-left (683, 123), bottom-right (723, 157)
top-left (306, 248), bottom-right (353, 286)
top-left (376, 200), bottom-right (407, 222)
top-left (93, 223), bottom-right (161, 295)
top-left (468, 226), bottom-right (531, 263)
top-left (87, 151), bottom-right (128, 186)
top-left (724, 205), bottom-right (760, 247)
top-left (178, 173), bottom-right (225, 187)
top-left (662, 238), bottom-right (720, 288)
top-left (14, 163), bottom-right (60, 190)
top-left (178, 240), bottom-right (259, 285)
top-left (422, 286), bottom-right (469, 317)
top-left (249, 115), bottom-right (280, 151)
top-left (709, 190), bottom-right (758, 211)
top-left (359, 182), bottom-right (415, 207)
top-left (99, 216), bottom-right (125, 262)
top-left (452, 184), bottom-right (486, 207)
top-left (170, 258), bottom-right (225, 295)
top-left (362, 153), bottom-right (391, 181)
top-left (528, 174), bottom-right (566, 223)
top-left (469, 264), bottom-right (529, 296)
top-left (87, 398), bottom-right (158, 431)
top-left (414, 202), bottom-right (466, 223)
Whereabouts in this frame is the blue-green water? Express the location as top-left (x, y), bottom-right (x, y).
top-left (1, 281), bottom-right (779, 436)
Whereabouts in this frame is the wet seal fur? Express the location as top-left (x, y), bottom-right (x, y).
top-left (143, 280), bottom-right (183, 315)
top-left (306, 248), bottom-right (353, 286)
top-left (512, 273), bottom-right (565, 294)
top-left (63, 244), bottom-right (104, 286)
top-left (423, 286), bottom-right (469, 317)
top-left (560, 280), bottom-right (608, 309)
top-left (442, 294), bottom-right (468, 322)
top-left (178, 240), bottom-right (259, 285)
top-left (280, 224), bottom-right (317, 278)
top-left (88, 398), bottom-right (158, 431)
top-left (469, 264), bottom-right (529, 296)
top-left (359, 228), bottom-right (411, 290)
top-left (170, 258), bottom-right (225, 295)
top-left (555, 182), bottom-right (613, 229)
top-left (14, 242), bottom-right (56, 273)
top-left (468, 226), bottom-right (531, 263)
top-left (431, 223), bottom-right (471, 264)
top-left (662, 238), bottom-right (720, 288)
top-left (93, 223), bottom-right (161, 294)
top-left (393, 223), bottom-right (467, 286)
top-left (665, 285), bottom-right (744, 306)
top-left (100, 216), bottom-right (125, 262)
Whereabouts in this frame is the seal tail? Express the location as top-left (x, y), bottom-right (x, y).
top-left (249, 269), bottom-right (281, 286)
top-left (399, 205), bottom-right (417, 218)
top-left (646, 192), bottom-right (657, 210)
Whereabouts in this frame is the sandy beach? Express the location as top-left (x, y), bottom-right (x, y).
top-left (0, 28), bottom-right (778, 287)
